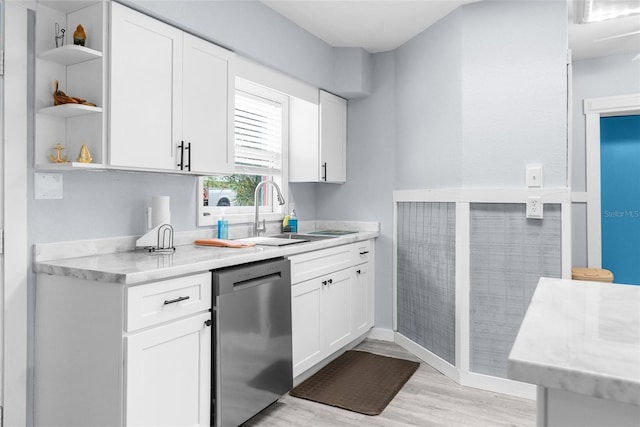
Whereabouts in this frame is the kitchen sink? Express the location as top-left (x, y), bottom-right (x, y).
top-left (234, 233), bottom-right (336, 247)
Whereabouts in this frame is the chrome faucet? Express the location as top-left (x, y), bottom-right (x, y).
top-left (254, 180), bottom-right (286, 236)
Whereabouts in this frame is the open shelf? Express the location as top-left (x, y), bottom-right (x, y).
top-left (39, 44), bottom-right (102, 65)
top-left (38, 104), bottom-right (103, 117)
top-left (35, 162), bottom-right (106, 171)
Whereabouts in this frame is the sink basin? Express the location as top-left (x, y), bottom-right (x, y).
top-left (234, 233), bottom-right (335, 247)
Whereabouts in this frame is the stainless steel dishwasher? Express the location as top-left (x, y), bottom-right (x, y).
top-left (211, 258), bottom-right (292, 427)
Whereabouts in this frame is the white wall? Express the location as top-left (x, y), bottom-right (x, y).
top-left (461, 0), bottom-right (567, 188)
top-left (570, 53), bottom-right (640, 267)
top-left (394, 9), bottom-right (464, 190)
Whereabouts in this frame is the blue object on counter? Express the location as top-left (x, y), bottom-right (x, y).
top-left (217, 212), bottom-right (228, 239)
top-left (289, 209), bottom-right (298, 234)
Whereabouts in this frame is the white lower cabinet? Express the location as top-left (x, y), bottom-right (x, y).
top-left (34, 272), bottom-right (212, 426)
top-left (126, 312), bottom-right (211, 426)
top-left (290, 240), bottom-right (375, 378)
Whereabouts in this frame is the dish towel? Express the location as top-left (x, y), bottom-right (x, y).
top-left (194, 239), bottom-right (256, 248)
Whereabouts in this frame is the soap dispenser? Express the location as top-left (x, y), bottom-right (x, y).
top-left (217, 210), bottom-right (228, 239)
top-left (289, 206), bottom-right (298, 234)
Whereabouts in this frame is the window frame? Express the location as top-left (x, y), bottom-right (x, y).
top-left (197, 78), bottom-right (289, 227)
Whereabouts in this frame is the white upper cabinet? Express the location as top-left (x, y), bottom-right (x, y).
top-left (182, 33), bottom-right (235, 174)
top-left (319, 90), bottom-right (347, 183)
top-left (289, 90), bottom-right (347, 183)
top-left (109, 2), bottom-right (181, 171)
top-left (109, 3), bottom-right (234, 174)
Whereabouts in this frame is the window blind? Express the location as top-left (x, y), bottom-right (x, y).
top-left (234, 90), bottom-right (282, 175)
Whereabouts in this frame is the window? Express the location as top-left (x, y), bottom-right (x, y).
top-left (198, 78), bottom-right (289, 226)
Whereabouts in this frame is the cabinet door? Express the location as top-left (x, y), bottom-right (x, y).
top-left (126, 312), bottom-right (211, 427)
top-left (289, 97), bottom-right (320, 182)
top-left (183, 33), bottom-right (234, 174)
top-left (323, 268), bottom-right (352, 354)
top-left (291, 279), bottom-right (324, 377)
top-left (319, 90), bottom-right (347, 183)
top-left (352, 264), bottom-right (369, 336)
top-left (110, 3), bottom-right (182, 170)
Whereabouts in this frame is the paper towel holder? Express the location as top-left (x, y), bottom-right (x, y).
top-left (136, 223), bottom-right (176, 253)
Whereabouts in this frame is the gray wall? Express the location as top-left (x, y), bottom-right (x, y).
top-left (316, 51), bottom-right (397, 329)
top-left (570, 53), bottom-right (640, 267)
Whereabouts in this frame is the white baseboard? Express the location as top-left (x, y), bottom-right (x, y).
top-left (367, 327), bottom-right (395, 342)
top-left (394, 332), bottom-right (535, 400)
top-left (395, 333), bottom-right (460, 382)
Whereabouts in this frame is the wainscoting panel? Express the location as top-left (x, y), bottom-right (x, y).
top-left (396, 202), bottom-right (456, 365)
top-left (469, 203), bottom-right (562, 378)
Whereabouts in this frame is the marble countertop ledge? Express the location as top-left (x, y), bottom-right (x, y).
top-left (34, 221), bottom-right (379, 286)
top-left (508, 277), bottom-right (640, 406)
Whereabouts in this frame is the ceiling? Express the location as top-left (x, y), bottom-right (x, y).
top-left (261, 0), bottom-right (640, 60)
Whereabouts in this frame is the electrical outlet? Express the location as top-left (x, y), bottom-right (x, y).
top-left (526, 196), bottom-right (543, 219)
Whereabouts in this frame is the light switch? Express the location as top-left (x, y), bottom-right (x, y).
top-left (526, 166), bottom-right (543, 188)
top-left (34, 173), bottom-right (63, 199)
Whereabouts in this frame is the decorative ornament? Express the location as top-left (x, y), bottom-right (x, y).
top-left (73, 24), bottom-right (86, 46)
top-left (49, 143), bottom-right (68, 163)
top-left (55, 23), bottom-right (65, 48)
top-left (77, 143), bottom-right (93, 163)
top-left (53, 80), bottom-right (96, 107)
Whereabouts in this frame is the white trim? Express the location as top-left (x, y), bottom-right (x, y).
top-left (583, 93), bottom-right (640, 268)
top-left (455, 202), bottom-right (470, 372)
top-left (459, 371), bottom-right (536, 400)
top-left (395, 334), bottom-right (536, 400)
top-left (561, 201), bottom-right (572, 279)
top-left (366, 327), bottom-right (394, 342)
top-left (395, 333), bottom-right (460, 382)
top-left (3, 2), bottom-right (30, 425)
top-left (391, 199), bottom-right (398, 330)
top-left (393, 188), bottom-right (571, 203)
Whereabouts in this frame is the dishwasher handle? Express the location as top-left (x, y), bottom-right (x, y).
top-left (218, 272), bottom-right (282, 295)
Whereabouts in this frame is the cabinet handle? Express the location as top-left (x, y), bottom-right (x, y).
top-left (356, 269), bottom-right (361, 274)
top-left (322, 280), bottom-right (328, 286)
top-left (177, 141), bottom-right (185, 170)
top-left (359, 251), bottom-right (369, 255)
top-left (322, 162), bottom-right (327, 181)
top-left (204, 319), bottom-right (213, 327)
top-left (186, 142), bottom-right (191, 172)
top-left (328, 278), bottom-right (333, 284)
top-left (164, 295), bottom-right (190, 305)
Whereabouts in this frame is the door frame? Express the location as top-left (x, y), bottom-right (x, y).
top-left (3, 1), bottom-right (30, 425)
top-left (584, 93), bottom-right (640, 267)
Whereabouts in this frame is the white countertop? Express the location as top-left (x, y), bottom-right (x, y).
top-left (33, 228), bottom-right (378, 285)
top-left (508, 277), bottom-right (640, 406)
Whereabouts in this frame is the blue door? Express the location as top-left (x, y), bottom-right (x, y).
top-left (600, 115), bottom-right (640, 285)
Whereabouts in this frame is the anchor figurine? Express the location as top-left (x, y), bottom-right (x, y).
top-left (50, 143), bottom-right (68, 163)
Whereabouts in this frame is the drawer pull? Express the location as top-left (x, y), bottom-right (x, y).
top-left (164, 296), bottom-right (190, 305)
top-left (359, 251), bottom-right (369, 255)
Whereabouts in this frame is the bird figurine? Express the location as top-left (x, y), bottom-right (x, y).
top-left (53, 80), bottom-right (96, 107)
top-left (73, 24), bottom-right (86, 46)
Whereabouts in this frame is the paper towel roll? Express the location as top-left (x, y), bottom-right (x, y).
top-left (152, 196), bottom-right (171, 228)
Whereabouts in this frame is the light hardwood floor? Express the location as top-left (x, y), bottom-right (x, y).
top-left (244, 339), bottom-right (536, 427)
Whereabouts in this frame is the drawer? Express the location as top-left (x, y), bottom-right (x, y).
top-left (353, 240), bottom-right (372, 265)
top-left (126, 272), bottom-right (212, 331)
top-left (289, 244), bottom-right (353, 284)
